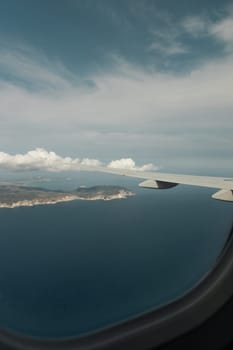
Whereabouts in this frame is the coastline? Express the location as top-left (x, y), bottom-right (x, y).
top-left (0, 190), bottom-right (135, 209)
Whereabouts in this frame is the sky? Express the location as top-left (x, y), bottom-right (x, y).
top-left (0, 0), bottom-right (233, 175)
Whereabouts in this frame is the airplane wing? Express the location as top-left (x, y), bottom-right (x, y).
top-left (79, 165), bottom-right (233, 202)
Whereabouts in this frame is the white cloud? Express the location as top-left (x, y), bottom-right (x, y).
top-left (149, 30), bottom-right (188, 56)
top-left (182, 10), bottom-right (233, 51)
top-left (182, 15), bottom-right (209, 37)
top-left (0, 148), bottom-right (80, 172)
top-left (210, 17), bottom-right (233, 50)
top-left (0, 148), bottom-right (157, 172)
top-left (1, 46), bottom-right (233, 129)
top-left (108, 158), bottom-right (157, 171)
top-left (150, 41), bottom-right (187, 56)
top-left (0, 45), bottom-right (73, 91)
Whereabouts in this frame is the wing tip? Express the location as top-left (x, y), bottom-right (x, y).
top-left (212, 189), bottom-right (233, 202)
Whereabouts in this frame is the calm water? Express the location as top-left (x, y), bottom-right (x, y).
top-left (0, 179), bottom-right (232, 338)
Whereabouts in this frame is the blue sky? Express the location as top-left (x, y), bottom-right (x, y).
top-left (0, 0), bottom-right (233, 174)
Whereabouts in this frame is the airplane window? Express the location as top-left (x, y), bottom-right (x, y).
top-left (0, 0), bottom-right (232, 343)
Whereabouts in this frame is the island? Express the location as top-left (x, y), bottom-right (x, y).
top-left (0, 185), bottom-right (135, 208)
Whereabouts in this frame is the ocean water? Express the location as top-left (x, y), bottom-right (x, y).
top-left (0, 178), bottom-right (232, 338)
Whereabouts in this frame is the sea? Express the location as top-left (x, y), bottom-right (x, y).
top-left (0, 172), bottom-right (232, 338)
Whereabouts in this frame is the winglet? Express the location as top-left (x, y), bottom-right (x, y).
top-left (212, 189), bottom-right (233, 202)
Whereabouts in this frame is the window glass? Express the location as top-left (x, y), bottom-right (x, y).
top-left (0, 0), bottom-right (232, 339)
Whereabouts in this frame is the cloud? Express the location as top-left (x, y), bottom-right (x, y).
top-left (182, 9), bottom-right (233, 51)
top-left (149, 5), bottom-right (233, 59)
top-left (149, 30), bottom-right (188, 56)
top-left (0, 44), bottom-right (74, 91)
top-left (1, 45), bottom-right (233, 129)
top-left (210, 17), bottom-right (233, 51)
top-left (0, 30), bottom-right (233, 172)
top-left (182, 15), bottom-right (209, 37)
top-left (0, 148), bottom-right (80, 172)
top-left (150, 40), bottom-right (187, 56)
top-left (108, 158), bottom-right (157, 171)
top-left (0, 148), bottom-right (157, 172)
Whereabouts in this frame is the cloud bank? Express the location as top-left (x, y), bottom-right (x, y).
top-left (0, 148), bottom-right (158, 172)
top-left (0, 4), bottom-right (233, 173)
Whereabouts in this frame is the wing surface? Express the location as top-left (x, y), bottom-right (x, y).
top-left (79, 165), bottom-right (233, 201)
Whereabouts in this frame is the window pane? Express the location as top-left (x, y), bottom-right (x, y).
top-left (0, 0), bottom-right (232, 340)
